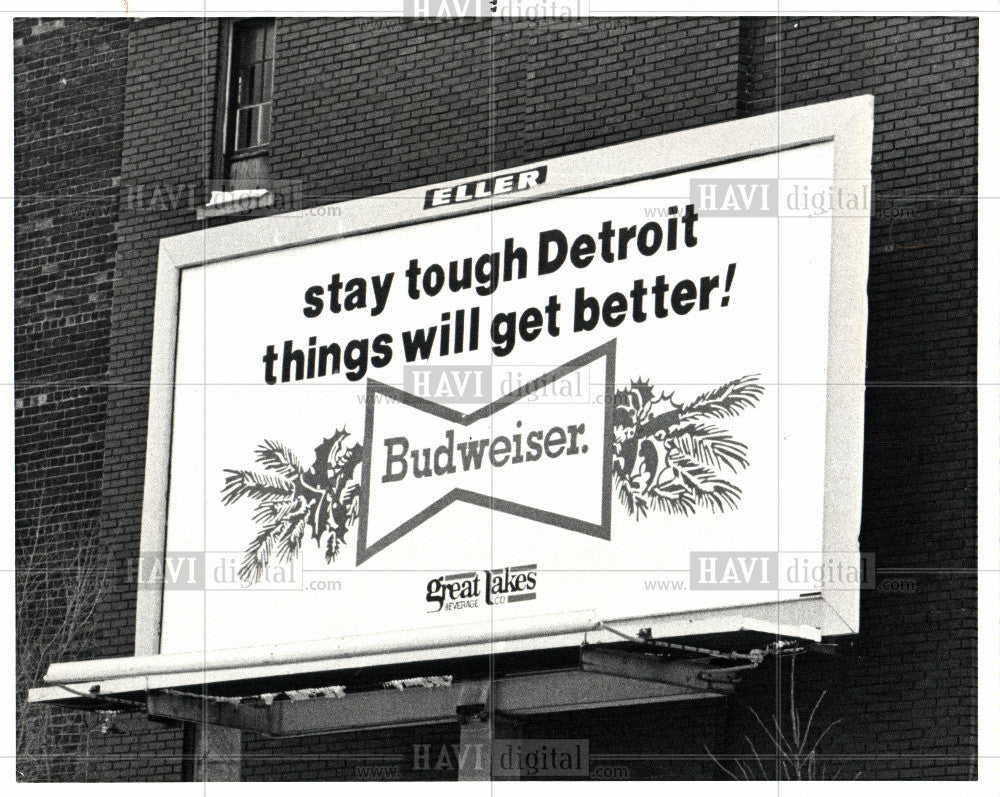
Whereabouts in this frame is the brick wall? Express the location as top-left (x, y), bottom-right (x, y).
top-left (264, 17), bottom-right (739, 205)
top-left (13, 16), bottom-right (136, 782)
top-left (722, 16), bottom-right (978, 780)
top-left (15, 15), bottom-right (977, 781)
top-left (80, 17), bottom-right (221, 781)
top-left (243, 721), bottom-right (459, 781)
top-left (14, 15), bottom-right (126, 555)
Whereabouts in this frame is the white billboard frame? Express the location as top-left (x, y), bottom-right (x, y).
top-left (34, 95), bottom-right (872, 700)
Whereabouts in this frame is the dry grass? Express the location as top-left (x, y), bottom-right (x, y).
top-left (16, 514), bottom-right (111, 781)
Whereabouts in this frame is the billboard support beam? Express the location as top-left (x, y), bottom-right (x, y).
top-left (145, 663), bottom-right (722, 739)
top-left (148, 691), bottom-right (271, 734)
top-left (456, 706), bottom-right (521, 781)
top-left (191, 723), bottom-right (242, 782)
top-left (580, 647), bottom-right (744, 695)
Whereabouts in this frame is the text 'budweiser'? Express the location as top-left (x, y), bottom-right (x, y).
top-left (381, 421), bottom-right (589, 484)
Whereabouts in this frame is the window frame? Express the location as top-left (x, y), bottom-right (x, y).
top-left (212, 18), bottom-right (276, 184)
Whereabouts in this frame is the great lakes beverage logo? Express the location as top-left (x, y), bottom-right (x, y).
top-left (426, 564), bottom-right (538, 612)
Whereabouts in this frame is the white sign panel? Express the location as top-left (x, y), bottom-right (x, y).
top-left (155, 137), bottom-right (861, 658)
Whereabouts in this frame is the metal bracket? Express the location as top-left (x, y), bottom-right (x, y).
top-left (579, 646), bottom-right (747, 695)
top-left (601, 621), bottom-right (805, 663)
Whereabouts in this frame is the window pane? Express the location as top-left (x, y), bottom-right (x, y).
top-left (235, 104), bottom-right (271, 150)
top-left (235, 106), bottom-right (258, 150)
top-left (233, 28), bottom-right (250, 65)
top-left (237, 67), bottom-right (252, 106)
top-left (262, 61), bottom-right (273, 102)
top-left (234, 106), bottom-right (248, 150)
top-left (250, 26), bottom-right (265, 60)
top-left (264, 24), bottom-right (275, 59)
top-left (234, 25), bottom-right (265, 66)
top-left (250, 62), bottom-right (264, 104)
top-left (248, 106), bottom-right (261, 148)
top-left (259, 102), bottom-right (271, 145)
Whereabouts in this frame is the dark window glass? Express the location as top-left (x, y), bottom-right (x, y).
top-left (227, 20), bottom-right (274, 155)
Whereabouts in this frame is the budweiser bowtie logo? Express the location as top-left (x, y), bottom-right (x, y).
top-left (355, 340), bottom-right (615, 565)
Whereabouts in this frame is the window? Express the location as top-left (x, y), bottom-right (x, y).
top-left (212, 19), bottom-right (275, 197)
top-left (229, 21), bottom-right (274, 158)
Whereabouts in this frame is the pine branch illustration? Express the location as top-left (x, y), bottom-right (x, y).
top-left (632, 492), bottom-right (650, 519)
top-left (239, 521), bottom-right (284, 584)
top-left (692, 480), bottom-right (742, 513)
top-left (671, 424), bottom-right (750, 473)
top-left (274, 514), bottom-right (308, 563)
top-left (325, 530), bottom-right (345, 564)
top-left (251, 496), bottom-right (297, 526)
top-left (612, 375), bottom-right (761, 520)
top-left (254, 440), bottom-right (303, 478)
top-left (668, 453), bottom-right (742, 512)
top-left (667, 452), bottom-right (719, 488)
top-left (341, 483), bottom-right (361, 525)
top-left (678, 375), bottom-right (764, 422)
top-left (225, 432), bottom-right (365, 584)
top-left (614, 471), bottom-right (645, 519)
top-left (222, 469), bottom-right (295, 505)
top-left (649, 484), bottom-right (697, 516)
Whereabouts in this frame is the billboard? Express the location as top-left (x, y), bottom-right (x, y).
top-left (41, 96), bottom-right (873, 694)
